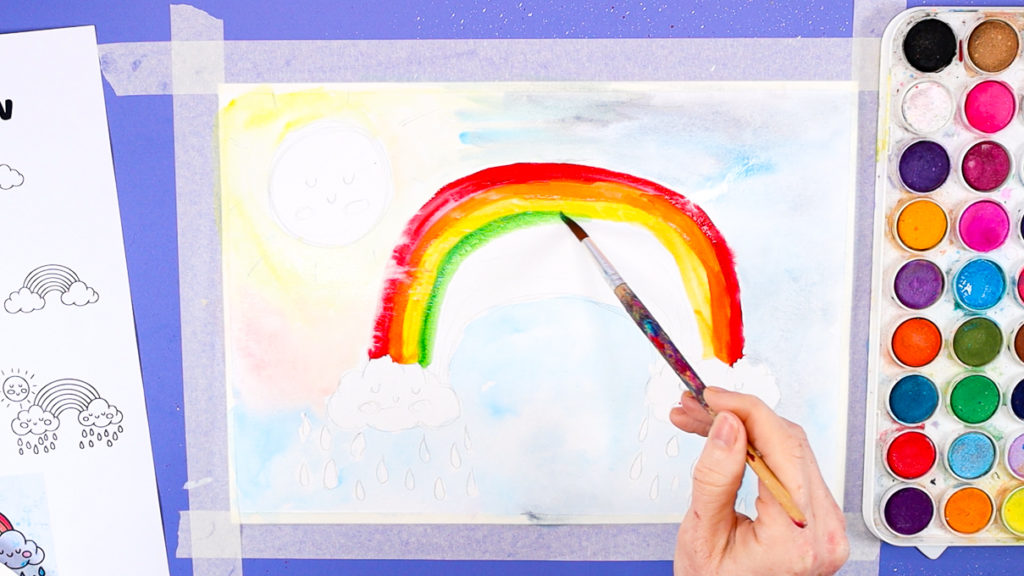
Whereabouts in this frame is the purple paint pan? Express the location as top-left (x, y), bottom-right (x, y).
top-left (883, 485), bottom-right (934, 536)
top-left (893, 259), bottom-right (944, 309)
top-left (1006, 432), bottom-right (1024, 480)
top-left (899, 140), bottom-right (950, 192)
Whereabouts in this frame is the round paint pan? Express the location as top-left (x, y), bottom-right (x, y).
top-left (1014, 265), bottom-right (1024, 308)
top-left (891, 316), bottom-right (942, 368)
top-left (1017, 150), bottom-right (1024, 188)
top-left (902, 17), bottom-right (957, 73)
top-left (885, 430), bottom-right (937, 480)
top-left (894, 198), bottom-right (948, 252)
top-left (898, 139), bottom-right (950, 192)
top-left (1000, 485), bottom-right (1024, 536)
top-left (1011, 323), bottom-right (1024, 363)
top-left (961, 140), bottom-right (1012, 192)
top-left (1007, 377), bottom-right (1024, 420)
top-left (948, 374), bottom-right (1001, 425)
top-left (901, 80), bottom-right (954, 134)
top-left (966, 18), bottom-right (1020, 74)
top-left (957, 199), bottom-right (1010, 253)
top-left (942, 486), bottom-right (995, 535)
top-left (882, 484), bottom-right (935, 537)
top-left (1004, 431), bottom-right (1024, 480)
top-left (887, 373), bottom-right (940, 424)
top-left (945, 430), bottom-right (997, 480)
top-left (952, 258), bottom-right (1005, 311)
top-left (962, 80), bottom-right (1016, 134)
top-left (893, 258), bottom-right (944, 310)
top-left (951, 317), bottom-right (1003, 368)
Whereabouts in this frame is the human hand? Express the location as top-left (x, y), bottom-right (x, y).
top-left (669, 387), bottom-right (848, 576)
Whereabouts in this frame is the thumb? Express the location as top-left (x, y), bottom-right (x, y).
top-left (689, 411), bottom-right (748, 534)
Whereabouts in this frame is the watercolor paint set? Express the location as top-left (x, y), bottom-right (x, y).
top-left (866, 7), bottom-right (1024, 554)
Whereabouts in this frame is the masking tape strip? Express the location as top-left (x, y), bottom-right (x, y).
top-left (103, 36), bottom-right (868, 96)
top-left (119, 1), bottom-right (893, 569)
top-left (178, 511), bottom-right (242, 560)
top-left (841, 2), bottom-right (902, 570)
top-left (179, 522), bottom-right (680, 561)
top-left (167, 5), bottom-right (237, 575)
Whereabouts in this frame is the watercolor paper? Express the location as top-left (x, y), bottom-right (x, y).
top-left (219, 81), bottom-right (856, 524)
top-left (0, 27), bottom-right (169, 575)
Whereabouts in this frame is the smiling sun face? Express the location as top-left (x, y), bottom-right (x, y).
top-left (268, 121), bottom-right (393, 247)
top-left (2, 376), bottom-right (30, 403)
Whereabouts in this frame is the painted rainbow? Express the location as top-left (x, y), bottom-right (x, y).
top-left (370, 163), bottom-right (744, 367)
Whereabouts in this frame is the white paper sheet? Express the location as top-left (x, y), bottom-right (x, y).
top-left (219, 81), bottom-right (857, 525)
top-left (0, 26), bottom-right (169, 576)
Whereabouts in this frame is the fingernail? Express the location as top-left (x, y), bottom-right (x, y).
top-left (710, 413), bottom-right (737, 447)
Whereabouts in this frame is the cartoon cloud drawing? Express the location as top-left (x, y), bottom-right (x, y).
top-left (4, 264), bottom-right (98, 314)
top-left (0, 512), bottom-right (46, 574)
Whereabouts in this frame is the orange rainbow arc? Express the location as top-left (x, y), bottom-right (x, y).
top-left (370, 163), bottom-right (743, 367)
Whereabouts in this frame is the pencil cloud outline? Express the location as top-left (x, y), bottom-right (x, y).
top-left (327, 357), bottom-right (460, 432)
top-left (0, 164), bottom-right (23, 190)
top-left (4, 287), bottom-right (44, 314)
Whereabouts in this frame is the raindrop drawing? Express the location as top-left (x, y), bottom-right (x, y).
top-left (629, 452), bottom-right (644, 481)
top-left (666, 436), bottom-right (680, 457)
top-left (450, 443), bottom-right (462, 470)
top-left (323, 460), bottom-right (339, 490)
top-left (319, 426), bottom-right (332, 451)
top-left (418, 435), bottom-right (431, 462)
top-left (350, 432), bottom-right (366, 459)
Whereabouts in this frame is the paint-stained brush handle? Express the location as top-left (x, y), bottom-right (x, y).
top-left (744, 443), bottom-right (808, 528)
top-left (612, 283), bottom-right (709, 406)
top-left (615, 283), bottom-right (808, 528)
top-left (558, 212), bottom-right (808, 528)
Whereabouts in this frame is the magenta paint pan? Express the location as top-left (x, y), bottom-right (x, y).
top-left (869, 7), bottom-right (1024, 553)
top-left (962, 80), bottom-right (1016, 134)
top-left (961, 140), bottom-right (1011, 192)
top-left (957, 199), bottom-right (1009, 253)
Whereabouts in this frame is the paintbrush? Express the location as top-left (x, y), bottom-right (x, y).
top-left (559, 212), bottom-right (808, 529)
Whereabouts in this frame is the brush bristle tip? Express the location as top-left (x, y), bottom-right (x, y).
top-left (559, 213), bottom-right (588, 241)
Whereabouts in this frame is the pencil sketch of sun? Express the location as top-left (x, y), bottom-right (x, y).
top-left (268, 120), bottom-right (393, 247)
